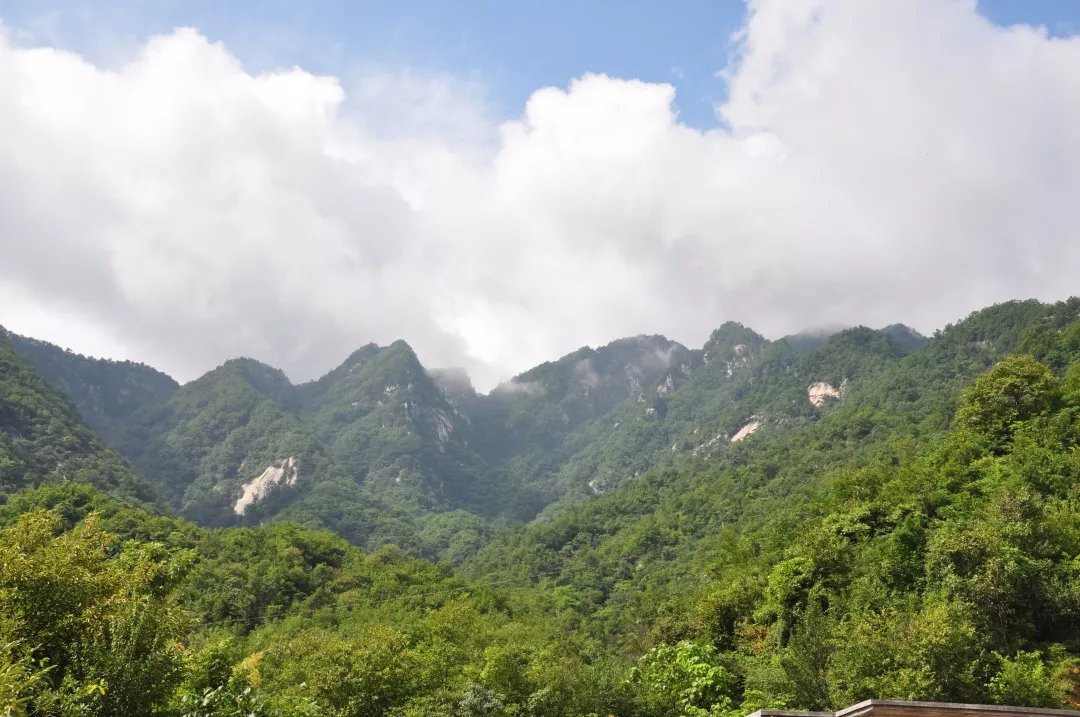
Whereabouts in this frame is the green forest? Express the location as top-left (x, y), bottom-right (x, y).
top-left (5, 299), bottom-right (1080, 715)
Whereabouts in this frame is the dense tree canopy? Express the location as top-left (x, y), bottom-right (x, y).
top-left (5, 299), bottom-right (1080, 714)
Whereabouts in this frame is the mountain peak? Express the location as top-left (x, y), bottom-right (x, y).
top-left (703, 322), bottom-right (766, 360)
top-left (882, 323), bottom-right (927, 354)
top-left (780, 324), bottom-right (850, 354)
top-left (221, 357), bottom-right (292, 385)
top-left (4, 328), bottom-right (179, 439)
top-left (428, 367), bottom-right (475, 396)
top-left (340, 343), bottom-right (381, 370)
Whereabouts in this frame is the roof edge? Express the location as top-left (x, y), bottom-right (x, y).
top-left (836, 701), bottom-right (1078, 717)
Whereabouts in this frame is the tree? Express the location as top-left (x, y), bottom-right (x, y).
top-left (955, 356), bottom-right (1058, 450)
top-left (0, 640), bottom-right (53, 717)
top-left (987, 651), bottom-right (1057, 708)
top-left (275, 626), bottom-right (423, 717)
top-left (0, 510), bottom-right (191, 716)
top-left (631, 641), bottom-right (737, 716)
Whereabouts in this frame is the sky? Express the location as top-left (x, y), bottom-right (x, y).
top-left (1, 0), bottom-right (1080, 389)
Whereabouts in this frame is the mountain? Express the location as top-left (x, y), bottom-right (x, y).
top-left (1, 328), bottom-right (179, 440)
top-left (469, 299), bottom-right (1080, 572)
top-left (290, 340), bottom-right (502, 513)
top-left (7, 296), bottom-right (1080, 715)
top-left (19, 332), bottom-right (710, 535)
top-left (780, 323), bottom-right (926, 356)
top-left (537, 321), bottom-right (928, 507)
top-left (478, 335), bottom-right (694, 514)
top-left (881, 322), bottom-right (927, 353)
top-left (102, 355), bottom-right (442, 549)
top-left (780, 324), bottom-right (849, 354)
top-left (0, 312), bottom-right (991, 549)
top-left (0, 331), bottom-right (159, 505)
top-left (107, 357), bottom-right (341, 524)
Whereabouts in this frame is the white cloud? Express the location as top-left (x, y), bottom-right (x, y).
top-left (2, 1), bottom-right (1080, 390)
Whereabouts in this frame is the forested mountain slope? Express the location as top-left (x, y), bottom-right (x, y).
top-left (108, 357), bottom-right (353, 525)
top-left (468, 300), bottom-right (1078, 589)
top-left (2, 303), bottom-right (1061, 565)
top-left (289, 340), bottom-right (505, 515)
top-left (0, 332), bottom-right (159, 506)
top-left (539, 322), bottom-right (927, 508)
top-left (1, 327), bottom-right (178, 440)
top-left (5, 297), bottom-right (1080, 715)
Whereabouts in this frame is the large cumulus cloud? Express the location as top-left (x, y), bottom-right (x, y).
top-left (2, 0), bottom-right (1079, 389)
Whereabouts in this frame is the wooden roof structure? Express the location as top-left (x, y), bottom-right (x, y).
top-left (749, 700), bottom-right (1078, 717)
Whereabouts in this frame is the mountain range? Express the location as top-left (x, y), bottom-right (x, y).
top-left (6, 297), bottom-right (1080, 714)
top-left (1, 315), bottom-right (930, 559)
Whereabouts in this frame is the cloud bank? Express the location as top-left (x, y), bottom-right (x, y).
top-left (2, 0), bottom-right (1080, 389)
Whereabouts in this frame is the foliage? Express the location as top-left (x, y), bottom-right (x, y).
top-left (2, 328), bottom-right (178, 441)
top-left (0, 510), bottom-right (191, 715)
top-left (986, 651), bottom-right (1058, 708)
top-left (0, 640), bottom-right (53, 717)
top-left (0, 333), bottom-right (158, 505)
top-left (632, 641), bottom-right (738, 716)
top-left (3, 299), bottom-right (1080, 714)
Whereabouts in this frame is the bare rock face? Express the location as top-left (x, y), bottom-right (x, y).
top-left (808, 381), bottom-right (844, 407)
top-left (234, 457), bottom-right (298, 514)
top-left (730, 420), bottom-right (761, 443)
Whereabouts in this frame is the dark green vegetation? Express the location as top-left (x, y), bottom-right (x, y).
top-left (0, 334), bottom-right (158, 506)
top-left (1, 319), bottom-right (929, 553)
top-left (6, 299), bottom-right (1080, 715)
top-left (1, 329), bottom-right (179, 441)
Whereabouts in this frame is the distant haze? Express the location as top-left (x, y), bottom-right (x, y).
top-left (2, 1), bottom-right (1080, 390)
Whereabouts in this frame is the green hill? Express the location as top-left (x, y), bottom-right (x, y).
top-left (1, 327), bottom-right (179, 440)
top-left (5, 297), bottom-right (1080, 715)
top-left (0, 331), bottom-right (159, 506)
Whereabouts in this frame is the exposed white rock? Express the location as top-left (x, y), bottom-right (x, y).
top-left (720, 347), bottom-right (752, 377)
top-left (384, 384), bottom-right (399, 393)
top-left (645, 407), bottom-right (656, 416)
top-left (808, 382), bottom-right (843, 407)
top-left (730, 420), bottom-right (761, 443)
top-left (656, 374), bottom-right (676, 396)
top-left (693, 432), bottom-right (726, 456)
top-left (234, 457), bottom-right (297, 515)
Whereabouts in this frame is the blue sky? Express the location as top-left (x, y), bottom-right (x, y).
top-left (4, 0), bottom-right (1079, 130)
